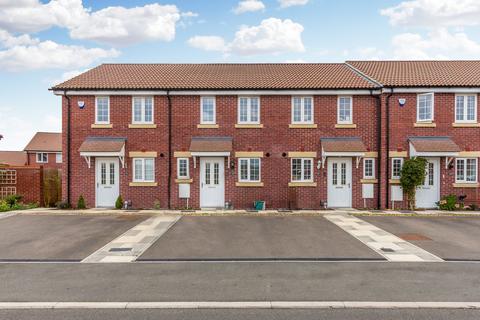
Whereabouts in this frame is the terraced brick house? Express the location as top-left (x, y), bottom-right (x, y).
top-left (24, 132), bottom-right (62, 170)
top-left (51, 61), bottom-right (480, 209)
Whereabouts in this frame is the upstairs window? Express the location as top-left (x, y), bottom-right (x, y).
top-left (417, 93), bottom-right (434, 122)
top-left (337, 96), bottom-right (353, 124)
top-left (238, 158), bottom-right (261, 182)
top-left (292, 97), bottom-right (313, 124)
top-left (95, 96), bottom-right (110, 124)
top-left (56, 153), bottom-right (62, 163)
top-left (363, 158), bottom-right (375, 179)
top-left (291, 158), bottom-right (313, 182)
top-left (238, 97), bottom-right (260, 124)
top-left (201, 96), bottom-right (216, 124)
top-left (456, 158), bottom-right (477, 183)
top-left (391, 158), bottom-right (404, 179)
top-left (455, 94), bottom-right (477, 123)
top-left (36, 153), bottom-right (47, 163)
top-left (132, 97), bottom-right (154, 124)
top-left (177, 158), bottom-right (189, 179)
top-left (133, 158), bottom-right (155, 182)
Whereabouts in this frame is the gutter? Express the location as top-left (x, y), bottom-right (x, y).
top-left (63, 90), bottom-right (72, 206)
top-left (385, 88), bottom-right (394, 209)
top-left (167, 91), bottom-right (172, 209)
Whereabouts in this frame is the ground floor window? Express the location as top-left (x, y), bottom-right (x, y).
top-left (391, 158), bottom-right (403, 179)
top-left (456, 158), bottom-right (477, 183)
top-left (291, 158), bottom-right (313, 182)
top-left (133, 158), bottom-right (155, 182)
top-left (177, 158), bottom-right (189, 179)
top-left (238, 158), bottom-right (261, 182)
top-left (363, 158), bottom-right (375, 179)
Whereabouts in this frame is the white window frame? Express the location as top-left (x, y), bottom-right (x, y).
top-left (200, 96), bottom-right (216, 124)
top-left (177, 158), bottom-right (190, 179)
top-left (291, 96), bottom-right (314, 124)
top-left (95, 96), bottom-right (110, 124)
top-left (291, 158), bottom-right (314, 182)
top-left (132, 158), bottom-right (155, 182)
top-left (391, 158), bottom-right (404, 179)
top-left (455, 158), bottom-right (478, 183)
top-left (55, 153), bottom-right (62, 163)
top-left (337, 96), bottom-right (353, 124)
top-left (363, 158), bottom-right (375, 179)
top-left (237, 96), bottom-right (260, 124)
top-left (36, 152), bottom-right (48, 163)
top-left (238, 158), bottom-right (261, 182)
top-left (455, 94), bottom-right (477, 123)
top-left (132, 96), bottom-right (154, 124)
top-left (416, 93), bottom-right (434, 122)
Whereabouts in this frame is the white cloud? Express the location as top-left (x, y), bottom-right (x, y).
top-left (278, 0), bottom-right (309, 8)
top-left (381, 0), bottom-right (480, 27)
top-left (233, 0), bottom-right (265, 14)
top-left (187, 18), bottom-right (305, 56)
top-left (187, 36), bottom-right (226, 52)
top-left (0, 1), bottom-right (192, 45)
top-left (392, 28), bottom-right (480, 59)
top-left (0, 32), bottom-right (119, 71)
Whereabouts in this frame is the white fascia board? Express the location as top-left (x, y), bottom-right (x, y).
top-left (322, 152), bottom-right (366, 157)
top-left (383, 87), bottom-right (480, 93)
top-left (54, 89), bottom-right (381, 96)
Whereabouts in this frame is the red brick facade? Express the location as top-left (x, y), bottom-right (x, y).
top-left (26, 152), bottom-right (62, 170)
top-left (60, 92), bottom-right (480, 210)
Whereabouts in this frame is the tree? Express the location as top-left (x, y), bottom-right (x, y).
top-left (400, 157), bottom-right (427, 210)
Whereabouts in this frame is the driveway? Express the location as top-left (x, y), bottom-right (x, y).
top-left (361, 216), bottom-right (480, 260)
top-left (139, 216), bottom-right (382, 260)
top-left (0, 214), bottom-right (147, 261)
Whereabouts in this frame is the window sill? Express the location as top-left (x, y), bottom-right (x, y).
top-left (361, 179), bottom-right (378, 184)
top-left (129, 182), bottom-right (158, 187)
top-left (197, 124), bottom-right (219, 129)
top-left (414, 122), bottom-right (436, 128)
top-left (91, 124), bottom-right (113, 129)
top-left (289, 123), bottom-right (317, 129)
top-left (335, 123), bottom-right (357, 129)
top-left (235, 182), bottom-right (264, 187)
top-left (129, 124), bottom-right (157, 129)
top-left (175, 178), bottom-right (192, 184)
top-left (453, 183), bottom-right (479, 188)
top-left (288, 182), bottom-right (317, 187)
top-left (235, 124), bottom-right (263, 129)
top-left (452, 123), bottom-right (480, 128)
top-left (389, 179), bottom-right (401, 184)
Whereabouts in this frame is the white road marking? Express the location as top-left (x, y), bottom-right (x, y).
top-left (325, 214), bottom-right (443, 262)
top-left (0, 301), bottom-right (479, 309)
top-left (82, 215), bottom-right (181, 263)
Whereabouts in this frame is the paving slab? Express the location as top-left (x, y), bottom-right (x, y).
top-left (139, 216), bottom-right (382, 260)
top-left (362, 216), bottom-right (480, 260)
top-left (0, 214), bottom-right (147, 260)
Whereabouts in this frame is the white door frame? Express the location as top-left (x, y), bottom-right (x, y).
top-left (327, 157), bottom-right (352, 208)
top-left (415, 157), bottom-right (440, 209)
top-left (199, 157), bottom-right (225, 208)
top-left (95, 157), bottom-right (120, 208)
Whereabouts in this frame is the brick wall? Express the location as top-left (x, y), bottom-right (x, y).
top-left (0, 166), bottom-right (43, 205)
top-left (26, 152), bottom-right (62, 170)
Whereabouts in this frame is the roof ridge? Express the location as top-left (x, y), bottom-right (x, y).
top-left (344, 63), bottom-right (383, 88)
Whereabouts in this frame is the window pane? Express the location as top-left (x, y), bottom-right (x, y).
top-left (144, 97), bottom-right (153, 122)
top-left (292, 159), bottom-right (302, 181)
top-left (133, 98), bottom-right (142, 122)
top-left (303, 98), bottom-right (312, 122)
top-left (392, 159), bottom-right (402, 178)
top-left (427, 162), bottom-right (434, 186)
top-left (250, 158), bottom-right (260, 181)
top-left (467, 96), bottom-right (476, 121)
top-left (134, 159), bottom-right (143, 181)
top-left (144, 159), bottom-right (154, 181)
top-left (456, 96), bottom-right (465, 121)
top-left (339, 97), bottom-right (351, 122)
top-left (179, 159), bottom-right (188, 178)
top-left (56, 153), bottom-right (62, 163)
top-left (332, 163), bottom-right (338, 185)
top-left (250, 98), bottom-right (259, 122)
top-left (240, 159), bottom-right (248, 181)
top-left (101, 163), bottom-right (106, 185)
top-left (341, 163), bottom-right (346, 185)
top-left (457, 159), bottom-right (465, 181)
top-left (467, 159), bottom-right (477, 182)
top-left (97, 97), bottom-right (109, 122)
top-left (109, 163), bottom-right (115, 185)
top-left (303, 159), bottom-right (312, 181)
top-left (364, 159), bottom-right (373, 178)
top-left (418, 94), bottom-right (432, 121)
top-left (239, 98), bottom-right (248, 122)
top-left (202, 97), bottom-right (214, 122)
top-left (293, 97), bottom-right (302, 122)
top-left (205, 163), bottom-right (211, 185)
top-left (214, 163), bottom-right (219, 185)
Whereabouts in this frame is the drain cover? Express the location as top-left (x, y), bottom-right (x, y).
top-left (381, 247), bottom-right (395, 252)
top-left (109, 248), bottom-right (132, 252)
top-left (398, 233), bottom-right (432, 241)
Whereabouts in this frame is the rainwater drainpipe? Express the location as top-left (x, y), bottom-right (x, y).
top-left (167, 90), bottom-right (172, 209)
top-left (63, 90), bottom-right (72, 206)
top-left (385, 88), bottom-right (394, 209)
top-left (371, 90), bottom-right (382, 210)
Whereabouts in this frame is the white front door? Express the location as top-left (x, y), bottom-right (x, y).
top-left (200, 157), bottom-right (225, 208)
top-left (327, 158), bottom-right (352, 208)
top-left (95, 158), bottom-right (120, 207)
top-left (416, 157), bottom-right (440, 208)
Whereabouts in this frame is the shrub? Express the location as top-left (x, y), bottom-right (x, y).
top-left (56, 201), bottom-right (71, 209)
top-left (400, 157), bottom-right (427, 210)
top-left (115, 195), bottom-right (124, 209)
top-left (437, 194), bottom-right (460, 211)
top-left (0, 200), bottom-right (10, 212)
top-left (153, 199), bottom-right (161, 210)
top-left (4, 194), bottom-right (23, 207)
top-left (77, 195), bottom-right (86, 209)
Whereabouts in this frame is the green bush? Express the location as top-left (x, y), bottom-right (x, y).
top-left (437, 194), bottom-right (461, 211)
top-left (153, 199), bottom-right (161, 210)
top-left (4, 194), bottom-right (23, 207)
top-left (0, 200), bottom-right (10, 212)
top-left (115, 195), bottom-right (124, 209)
top-left (77, 195), bottom-right (86, 209)
top-left (400, 157), bottom-right (427, 210)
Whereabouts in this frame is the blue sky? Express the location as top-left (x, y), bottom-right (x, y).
top-left (1, 0), bottom-right (479, 150)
